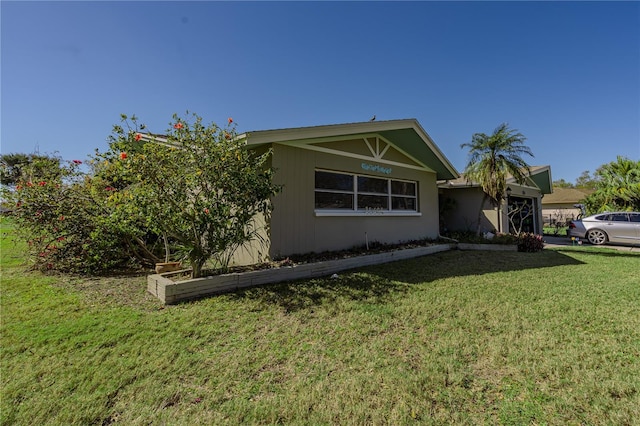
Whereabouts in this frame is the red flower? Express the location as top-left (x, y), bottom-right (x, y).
top-left (16, 201), bottom-right (22, 208)
top-left (105, 186), bottom-right (114, 191)
top-left (16, 184), bottom-right (22, 191)
top-left (59, 215), bottom-right (65, 221)
top-left (120, 152), bottom-right (127, 160)
top-left (57, 236), bottom-right (65, 242)
top-left (228, 117), bottom-right (233, 124)
top-left (38, 181), bottom-right (46, 186)
top-left (135, 133), bottom-right (142, 141)
top-left (26, 182), bottom-right (34, 187)
top-left (73, 159), bottom-right (82, 164)
top-left (224, 132), bottom-right (231, 140)
top-left (174, 122), bottom-right (184, 129)
top-left (204, 208), bottom-right (210, 214)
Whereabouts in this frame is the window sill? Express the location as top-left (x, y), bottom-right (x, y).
top-left (315, 210), bottom-right (422, 217)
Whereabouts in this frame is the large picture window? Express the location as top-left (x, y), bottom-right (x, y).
top-left (314, 170), bottom-right (418, 213)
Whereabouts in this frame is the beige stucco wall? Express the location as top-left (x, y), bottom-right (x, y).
top-left (440, 187), bottom-right (500, 233)
top-left (267, 143), bottom-right (440, 258)
top-left (228, 212), bottom-right (271, 266)
top-left (441, 184), bottom-right (544, 234)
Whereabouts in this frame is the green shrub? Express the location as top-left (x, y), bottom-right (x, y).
top-left (6, 155), bottom-right (163, 273)
top-left (6, 112), bottom-right (280, 277)
top-left (106, 113), bottom-right (281, 278)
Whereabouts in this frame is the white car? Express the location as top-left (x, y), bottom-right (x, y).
top-left (568, 212), bottom-right (640, 245)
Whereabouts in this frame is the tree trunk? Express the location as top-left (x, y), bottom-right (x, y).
top-left (190, 256), bottom-right (205, 279)
top-left (476, 193), bottom-right (489, 235)
top-left (163, 233), bottom-right (170, 263)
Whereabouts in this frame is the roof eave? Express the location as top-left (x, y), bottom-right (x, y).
top-left (239, 119), bottom-right (460, 181)
top-left (240, 119), bottom-right (420, 145)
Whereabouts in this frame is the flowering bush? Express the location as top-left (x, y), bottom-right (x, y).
top-left (517, 233), bottom-right (545, 252)
top-left (7, 112), bottom-right (279, 277)
top-left (106, 112), bottom-right (281, 278)
top-left (7, 157), bottom-right (163, 272)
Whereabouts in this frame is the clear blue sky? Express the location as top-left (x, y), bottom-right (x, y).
top-left (2, 1), bottom-right (639, 183)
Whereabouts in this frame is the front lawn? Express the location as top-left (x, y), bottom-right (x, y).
top-left (2, 221), bottom-right (639, 425)
top-left (544, 226), bottom-right (568, 236)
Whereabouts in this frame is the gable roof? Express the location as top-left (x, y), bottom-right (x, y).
top-left (525, 165), bottom-right (553, 194)
top-left (238, 119), bottom-right (459, 181)
top-left (542, 187), bottom-right (594, 205)
top-left (440, 165), bottom-right (553, 195)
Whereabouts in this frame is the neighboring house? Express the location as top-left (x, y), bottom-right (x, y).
top-left (232, 119), bottom-right (460, 264)
top-left (541, 187), bottom-right (593, 226)
top-left (438, 165), bottom-right (553, 235)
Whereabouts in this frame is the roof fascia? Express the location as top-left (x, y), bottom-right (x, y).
top-left (440, 179), bottom-right (544, 193)
top-left (409, 120), bottom-right (460, 179)
top-left (239, 119), bottom-right (460, 179)
top-left (239, 119), bottom-right (419, 146)
top-left (529, 165), bottom-right (553, 194)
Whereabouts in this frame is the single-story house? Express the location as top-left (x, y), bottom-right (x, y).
top-left (233, 119), bottom-right (460, 264)
top-left (438, 165), bottom-right (553, 235)
top-left (541, 187), bottom-right (593, 225)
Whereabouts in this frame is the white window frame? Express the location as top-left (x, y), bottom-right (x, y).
top-left (314, 169), bottom-right (421, 217)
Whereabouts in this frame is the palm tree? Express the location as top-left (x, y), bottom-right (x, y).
top-left (461, 123), bottom-right (534, 235)
top-left (584, 156), bottom-right (640, 213)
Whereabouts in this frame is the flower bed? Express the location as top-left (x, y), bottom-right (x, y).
top-left (148, 243), bottom-right (455, 304)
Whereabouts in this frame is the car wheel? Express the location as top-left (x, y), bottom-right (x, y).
top-left (587, 229), bottom-right (608, 245)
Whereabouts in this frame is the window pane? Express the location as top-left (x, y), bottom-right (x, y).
top-left (611, 213), bottom-right (629, 222)
top-left (315, 191), bottom-right (354, 209)
top-left (391, 196), bottom-right (416, 210)
top-left (595, 214), bottom-right (611, 221)
top-left (357, 176), bottom-right (387, 194)
top-left (629, 214), bottom-right (640, 223)
top-left (391, 180), bottom-right (415, 196)
top-left (357, 194), bottom-right (388, 210)
top-left (315, 171), bottom-right (353, 191)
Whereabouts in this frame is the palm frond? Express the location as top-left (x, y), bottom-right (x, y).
top-left (461, 123), bottom-right (534, 205)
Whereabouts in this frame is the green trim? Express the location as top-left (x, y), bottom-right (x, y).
top-left (529, 168), bottom-right (552, 194)
top-left (239, 119), bottom-right (459, 181)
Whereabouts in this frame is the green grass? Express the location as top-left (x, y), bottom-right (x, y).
top-left (2, 218), bottom-right (640, 425)
top-left (544, 226), bottom-right (568, 236)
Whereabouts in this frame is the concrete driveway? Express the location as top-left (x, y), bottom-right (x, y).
top-left (544, 236), bottom-right (640, 252)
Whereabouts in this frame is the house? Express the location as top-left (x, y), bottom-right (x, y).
top-left (233, 119), bottom-right (460, 264)
top-left (438, 165), bottom-right (553, 235)
top-left (541, 187), bottom-right (593, 226)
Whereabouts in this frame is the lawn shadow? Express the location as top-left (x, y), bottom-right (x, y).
top-left (229, 249), bottom-right (586, 313)
top-left (230, 271), bottom-right (408, 313)
top-left (550, 246), bottom-right (640, 259)
top-left (369, 249), bottom-right (586, 284)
